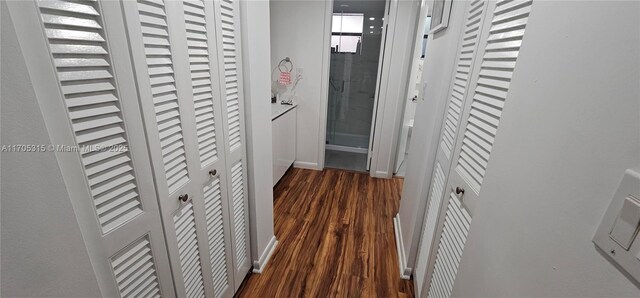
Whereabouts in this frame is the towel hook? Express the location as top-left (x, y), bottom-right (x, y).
top-left (277, 57), bottom-right (293, 73)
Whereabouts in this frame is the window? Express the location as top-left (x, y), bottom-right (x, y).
top-left (331, 13), bottom-right (363, 53)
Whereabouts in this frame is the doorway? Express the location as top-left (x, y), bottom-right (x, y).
top-left (394, 0), bottom-right (432, 177)
top-left (324, 0), bottom-right (387, 172)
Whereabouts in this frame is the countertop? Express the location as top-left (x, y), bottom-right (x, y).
top-left (271, 102), bottom-right (297, 121)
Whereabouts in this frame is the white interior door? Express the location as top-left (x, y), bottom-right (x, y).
top-left (421, 1), bottom-right (534, 297)
top-left (178, 1), bottom-right (239, 296)
top-left (9, 0), bottom-right (251, 296)
top-left (210, 0), bottom-right (252, 289)
top-left (6, 1), bottom-right (176, 297)
top-left (412, 0), bottom-right (489, 296)
top-left (121, 0), bottom-right (237, 297)
top-left (394, 0), bottom-right (430, 174)
top-left (447, 0), bottom-right (533, 215)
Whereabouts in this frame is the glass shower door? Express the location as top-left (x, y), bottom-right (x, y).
top-left (325, 0), bottom-right (387, 172)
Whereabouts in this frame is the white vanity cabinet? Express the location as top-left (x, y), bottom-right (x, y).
top-left (271, 103), bottom-right (297, 186)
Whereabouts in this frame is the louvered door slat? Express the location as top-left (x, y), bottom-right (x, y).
top-left (204, 178), bottom-right (231, 297)
top-left (230, 161), bottom-right (247, 267)
top-left (91, 174), bottom-right (135, 201)
top-left (456, 0), bottom-right (532, 193)
top-left (41, 14), bottom-right (102, 29)
top-left (38, 1), bottom-right (99, 15)
top-left (182, 0), bottom-right (220, 167)
top-left (87, 161), bottom-right (130, 183)
top-left (427, 193), bottom-right (472, 298)
top-left (439, 0), bottom-right (487, 160)
top-left (174, 203), bottom-right (206, 298)
top-left (36, 0), bottom-right (144, 233)
top-left (136, 0), bottom-right (190, 194)
top-left (66, 92), bottom-right (116, 107)
top-left (218, 0), bottom-right (242, 152)
top-left (111, 236), bottom-right (162, 298)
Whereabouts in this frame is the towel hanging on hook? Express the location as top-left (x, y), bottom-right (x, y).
top-left (277, 57), bottom-right (293, 85)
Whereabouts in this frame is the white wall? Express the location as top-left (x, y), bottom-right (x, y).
top-left (451, 1), bottom-right (640, 296)
top-left (239, 0), bottom-right (277, 272)
top-left (0, 4), bottom-right (101, 296)
top-left (270, 0), bottom-right (331, 170)
top-left (396, 0), bottom-right (467, 273)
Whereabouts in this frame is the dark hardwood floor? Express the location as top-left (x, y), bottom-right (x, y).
top-left (236, 168), bottom-right (414, 297)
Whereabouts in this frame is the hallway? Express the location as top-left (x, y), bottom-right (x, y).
top-left (237, 168), bottom-right (414, 297)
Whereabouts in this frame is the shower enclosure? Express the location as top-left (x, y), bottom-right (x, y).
top-left (325, 0), bottom-right (387, 172)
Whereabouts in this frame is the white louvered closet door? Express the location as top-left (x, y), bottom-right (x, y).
top-left (423, 1), bottom-right (534, 297)
top-left (6, 1), bottom-right (175, 297)
top-left (171, 1), bottom-right (237, 296)
top-left (211, 0), bottom-right (252, 289)
top-left (122, 0), bottom-right (240, 296)
top-left (413, 0), bottom-right (489, 296)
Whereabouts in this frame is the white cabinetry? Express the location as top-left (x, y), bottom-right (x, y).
top-left (271, 104), bottom-right (297, 186)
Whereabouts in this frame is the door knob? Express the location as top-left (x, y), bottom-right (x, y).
top-left (209, 169), bottom-right (217, 176)
top-left (455, 186), bottom-right (465, 196)
top-left (178, 194), bottom-right (190, 203)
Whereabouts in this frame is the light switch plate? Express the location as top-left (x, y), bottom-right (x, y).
top-left (593, 169), bottom-right (640, 286)
top-left (609, 196), bottom-right (640, 250)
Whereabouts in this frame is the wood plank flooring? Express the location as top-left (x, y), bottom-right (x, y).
top-left (236, 168), bottom-right (414, 297)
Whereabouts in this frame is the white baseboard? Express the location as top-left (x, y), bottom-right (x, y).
top-left (393, 215), bottom-right (412, 280)
top-left (372, 170), bottom-right (390, 179)
top-left (293, 161), bottom-right (321, 171)
top-left (252, 236), bottom-right (278, 273)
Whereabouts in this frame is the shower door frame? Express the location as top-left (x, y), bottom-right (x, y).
top-left (366, 0), bottom-right (392, 170)
top-left (318, 0), bottom-right (393, 172)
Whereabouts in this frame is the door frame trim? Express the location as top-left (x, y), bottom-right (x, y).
top-left (316, 0), bottom-right (334, 171)
top-left (317, 0), bottom-right (423, 178)
top-left (317, 0), bottom-right (395, 174)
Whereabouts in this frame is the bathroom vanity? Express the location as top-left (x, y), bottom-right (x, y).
top-left (272, 102), bottom-right (297, 186)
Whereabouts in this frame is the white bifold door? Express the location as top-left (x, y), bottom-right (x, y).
top-left (7, 0), bottom-right (251, 297)
top-left (414, 0), bottom-right (534, 297)
top-left (122, 0), bottom-right (251, 296)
